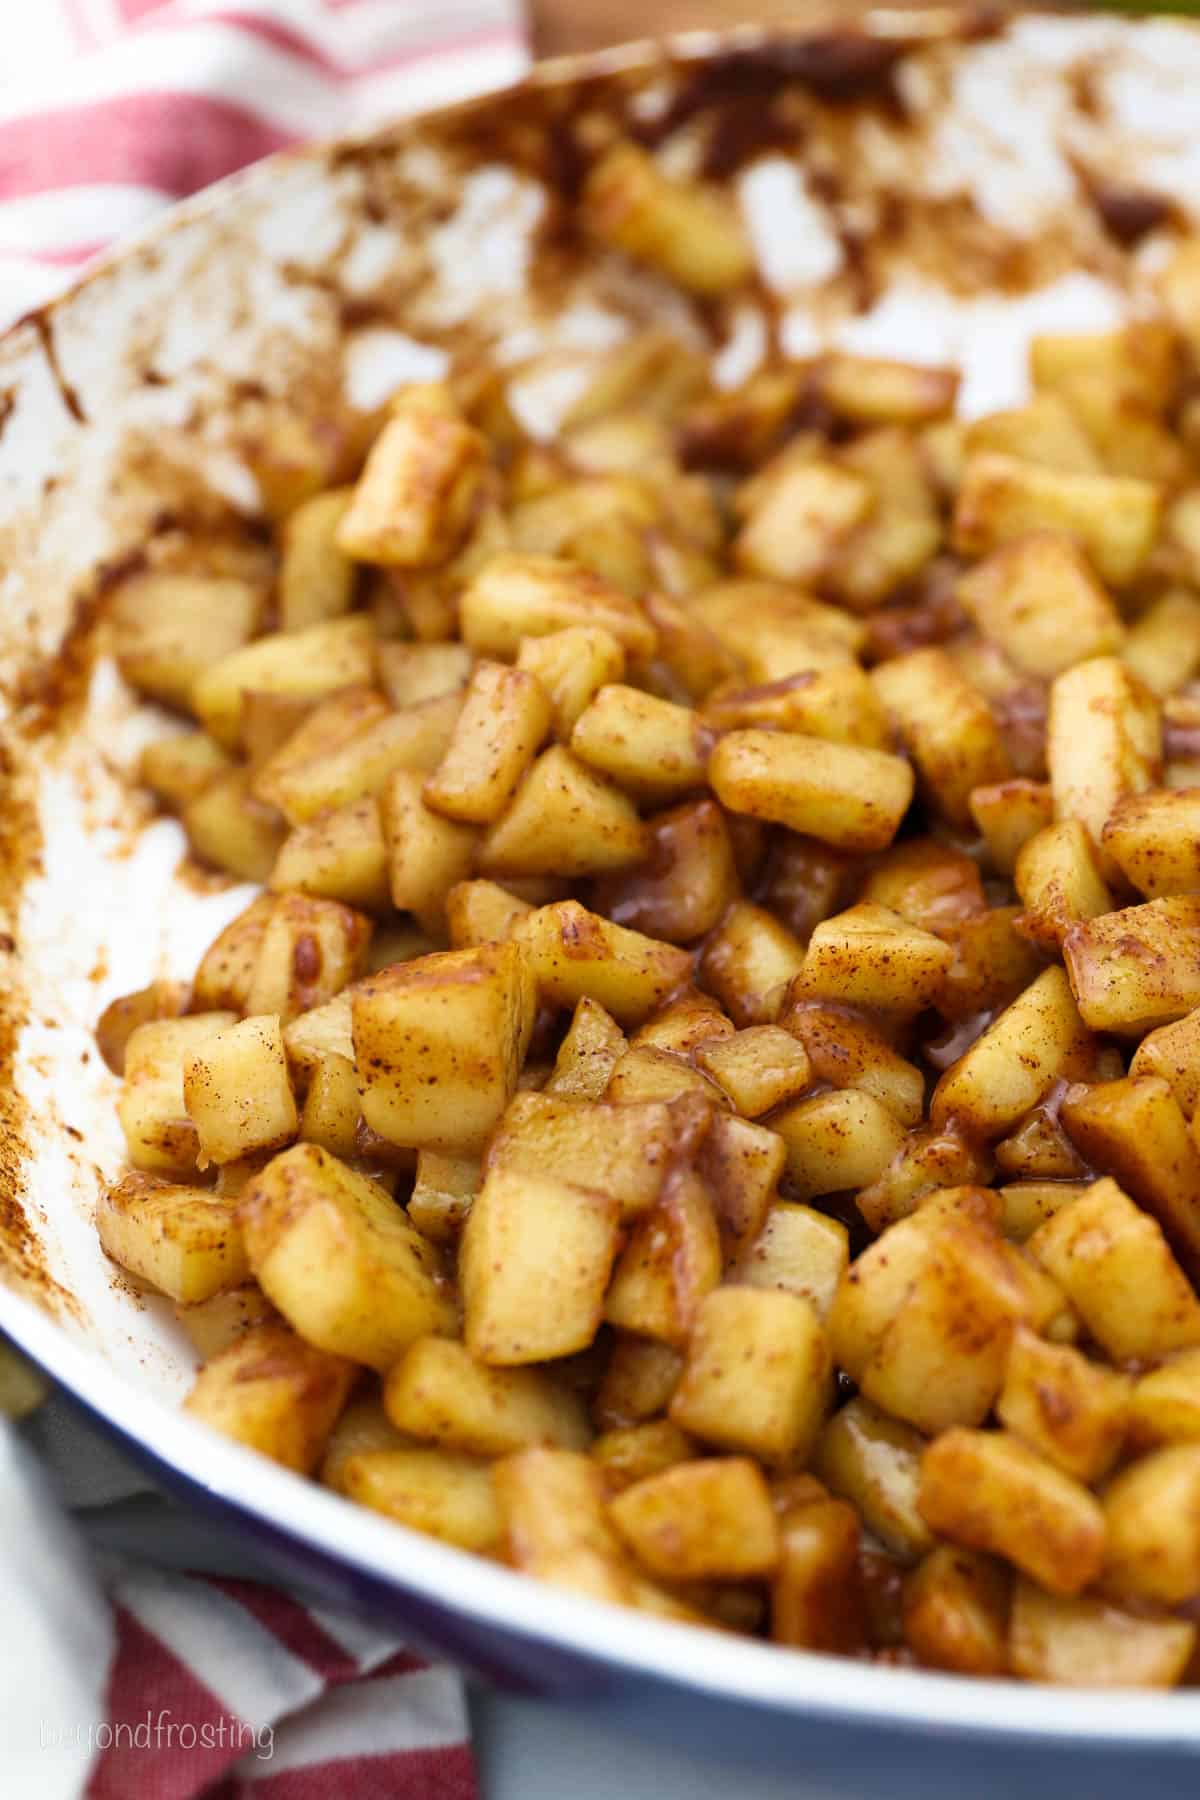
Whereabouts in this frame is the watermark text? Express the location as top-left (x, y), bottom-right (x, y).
top-left (39, 1710), bottom-right (274, 1760)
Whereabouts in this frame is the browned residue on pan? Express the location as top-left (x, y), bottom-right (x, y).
top-left (0, 736), bottom-right (79, 1319)
top-left (18, 309), bottom-right (86, 425)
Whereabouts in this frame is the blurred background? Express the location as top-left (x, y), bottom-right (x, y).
top-left (532, 0), bottom-right (1008, 55)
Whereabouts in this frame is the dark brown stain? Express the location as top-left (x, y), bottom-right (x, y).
top-left (641, 35), bottom-right (912, 146)
top-left (0, 389), bottom-right (13, 439)
top-left (11, 584), bottom-right (105, 734)
top-left (17, 309), bottom-right (86, 425)
top-left (1084, 178), bottom-right (1175, 248)
top-left (543, 115), bottom-right (590, 205)
top-left (337, 295), bottom-right (394, 332)
top-left (706, 106), bottom-right (804, 183)
top-left (91, 544), bottom-right (149, 600)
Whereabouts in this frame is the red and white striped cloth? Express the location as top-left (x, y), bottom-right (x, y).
top-left (1, 4), bottom-right (532, 1794)
top-left (0, 0), bottom-right (529, 325)
top-left (9, 1398), bottom-right (481, 1798)
top-left (91, 1565), bottom-right (476, 1798)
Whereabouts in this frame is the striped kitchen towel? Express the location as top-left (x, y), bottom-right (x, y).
top-left (90, 1566), bottom-right (477, 1798)
top-left (0, 5), bottom-right (531, 1795)
top-left (0, 0), bottom-right (529, 325)
top-left (8, 1400), bottom-right (478, 1798)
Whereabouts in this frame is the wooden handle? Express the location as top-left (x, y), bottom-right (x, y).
top-left (529, 0), bottom-right (882, 56)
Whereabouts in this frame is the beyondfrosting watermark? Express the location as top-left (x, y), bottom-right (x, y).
top-left (38, 1710), bottom-right (274, 1760)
